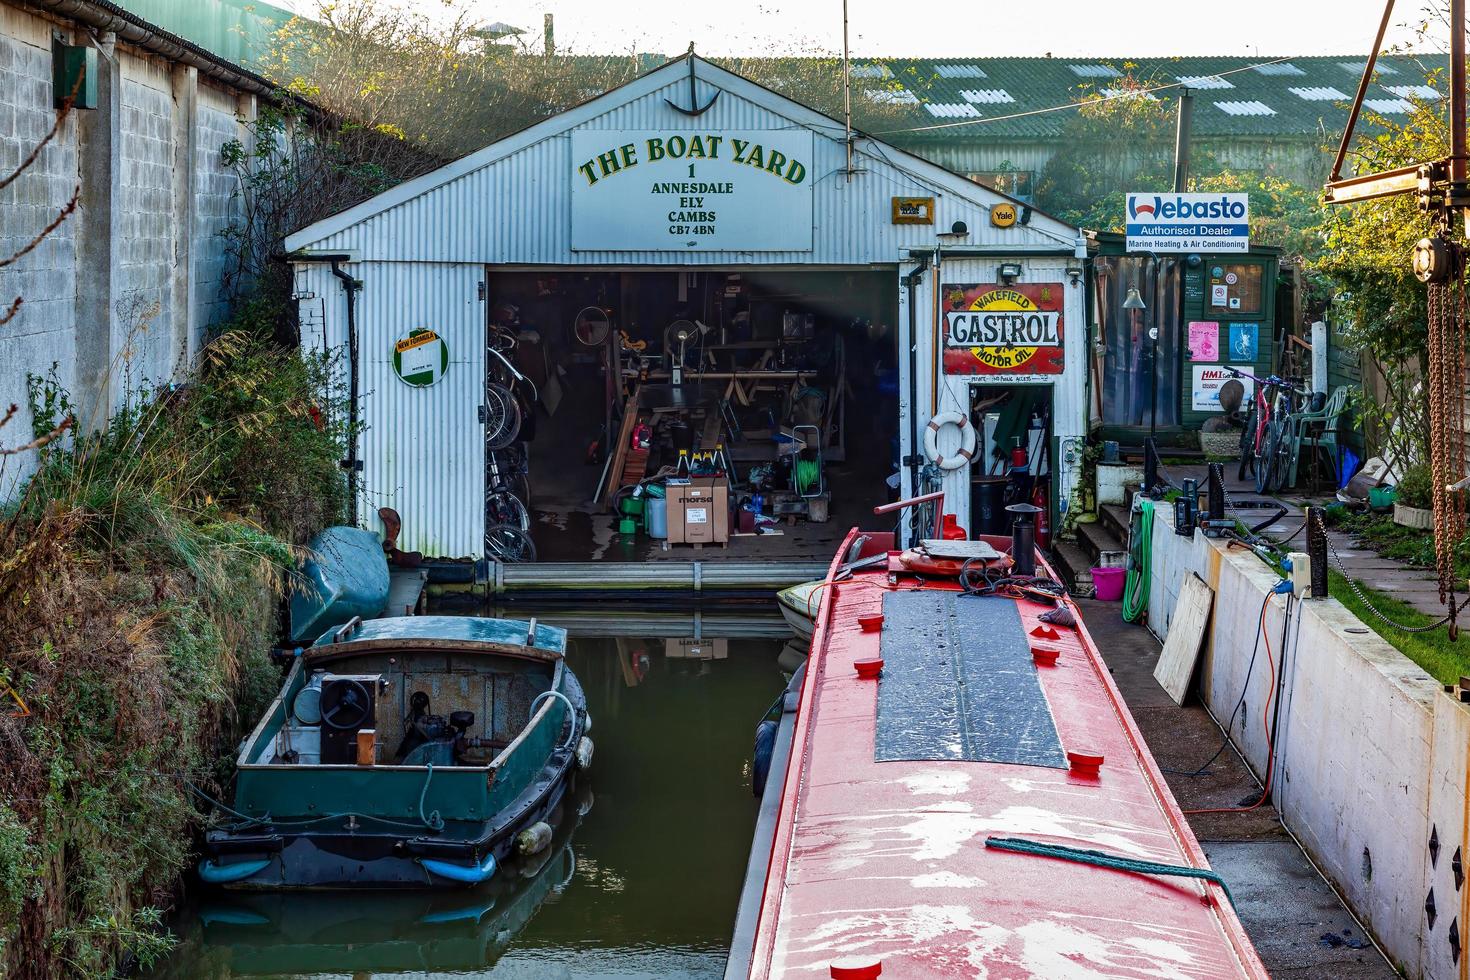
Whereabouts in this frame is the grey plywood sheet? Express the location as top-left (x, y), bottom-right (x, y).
top-left (1155, 573), bottom-right (1215, 705)
top-left (876, 591), bottom-right (1065, 768)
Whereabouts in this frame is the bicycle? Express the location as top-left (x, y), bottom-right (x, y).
top-left (1229, 368), bottom-right (1308, 494)
top-left (484, 329), bottom-right (539, 451)
top-left (485, 523), bottom-right (537, 563)
top-left (486, 446), bottom-right (531, 533)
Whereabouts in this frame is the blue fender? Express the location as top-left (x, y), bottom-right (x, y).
top-left (422, 852), bottom-right (498, 885)
top-left (198, 857), bottom-right (271, 884)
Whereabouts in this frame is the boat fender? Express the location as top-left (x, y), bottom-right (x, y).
top-left (923, 412), bottom-right (976, 471)
top-left (752, 719), bottom-right (779, 797)
top-left (515, 821), bottom-right (554, 857)
top-left (575, 735), bottom-right (595, 771)
top-left (422, 852), bottom-right (497, 884)
top-left (198, 857), bottom-right (271, 885)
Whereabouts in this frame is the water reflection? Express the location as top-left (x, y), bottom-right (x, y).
top-left (153, 611), bottom-right (796, 980)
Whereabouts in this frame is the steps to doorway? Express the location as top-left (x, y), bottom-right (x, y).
top-left (1052, 502), bottom-right (1132, 597)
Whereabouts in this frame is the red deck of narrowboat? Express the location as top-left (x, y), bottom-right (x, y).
top-left (730, 527), bottom-right (1268, 979)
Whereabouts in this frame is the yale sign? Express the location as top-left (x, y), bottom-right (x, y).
top-left (571, 130), bottom-right (815, 251)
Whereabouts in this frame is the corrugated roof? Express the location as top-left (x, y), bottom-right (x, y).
top-left (849, 54), bottom-right (1446, 140)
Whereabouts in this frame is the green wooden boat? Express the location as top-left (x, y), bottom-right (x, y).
top-left (180, 812), bottom-right (584, 974)
top-left (199, 615), bottom-right (591, 889)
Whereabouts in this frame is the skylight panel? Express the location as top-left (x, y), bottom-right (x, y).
top-left (867, 88), bottom-right (920, 105)
top-left (1342, 60), bottom-right (1397, 75)
top-left (850, 64), bottom-right (892, 79)
top-left (960, 89), bottom-right (1014, 104)
top-left (1254, 63), bottom-right (1306, 76)
top-left (1177, 74), bottom-right (1234, 90)
top-left (1101, 87), bottom-right (1158, 100)
top-left (1070, 64), bottom-right (1122, 78)
top-left (1289, 86), bottom-right (1349, 101)
top-left (1385, 84), bottom-right (1438, 99)
top-left (1363, 97), bottom-right (1413, 113)
top-left (1215, 100), bottom-right (1277, 116)
top-left (923, 102), bottom-right (981, 118)
top-left (934, 64), bottom-right (988, 78)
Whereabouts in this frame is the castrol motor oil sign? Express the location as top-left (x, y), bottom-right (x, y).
top-left (943, 283), bottom-right (1064, 376)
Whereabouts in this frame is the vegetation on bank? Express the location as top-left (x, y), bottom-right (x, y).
top-left (0, 321), bottom-right (349, 978)
top-left (1327, 572), bottom-right (1470, 686)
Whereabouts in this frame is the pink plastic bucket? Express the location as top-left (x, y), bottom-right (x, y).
top-left (1092, 566), bottom-right (1126, 602)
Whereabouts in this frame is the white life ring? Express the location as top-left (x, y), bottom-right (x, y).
top-left (923, 412), bottom-right (976, 470)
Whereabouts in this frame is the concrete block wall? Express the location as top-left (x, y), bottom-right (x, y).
top-left (0, 7), bottom-right (78, 492)
top-left (1144, 504), bottom-right (1470, 978)
top-left (0, 3), bottom-right (257, 497)
top-left (118, 56), bottom-right (179, 393)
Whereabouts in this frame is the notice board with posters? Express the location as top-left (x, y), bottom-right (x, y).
top-left (942, 283), bottom-right (1065, 376)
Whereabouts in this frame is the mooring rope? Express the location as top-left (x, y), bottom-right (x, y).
top-left (984, 836), bottom-right (1235, 909)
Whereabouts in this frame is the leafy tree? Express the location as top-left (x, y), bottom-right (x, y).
top-left (1033, 76), bottom-right (1180, 231)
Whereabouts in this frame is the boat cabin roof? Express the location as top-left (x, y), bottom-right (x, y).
top-left (309, 615), bottom-right (566, 662)
top-left (744, 532), bottom-right (1266, 978)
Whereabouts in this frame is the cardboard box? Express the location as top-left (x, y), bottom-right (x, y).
top-left (670, 477), bottom-right (728, 544)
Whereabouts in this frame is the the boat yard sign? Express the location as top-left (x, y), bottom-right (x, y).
top-left (1125, 192), bottom-right (1250, 252)
top-left (570, 130), bottom-right (814, 251)
top-left (942, 283), bottom-right (1065, 375)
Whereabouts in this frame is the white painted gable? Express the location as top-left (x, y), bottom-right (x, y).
top-left (285, 55), bottom-right (1081, 264)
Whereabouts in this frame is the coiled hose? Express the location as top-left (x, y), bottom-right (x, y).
top-left (1122, 500), bottom-right (1153, 623)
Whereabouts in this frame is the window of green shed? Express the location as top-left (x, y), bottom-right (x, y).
top-left (1209, 263), bottom-right (1264, 315)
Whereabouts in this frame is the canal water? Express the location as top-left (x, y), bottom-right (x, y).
top-left (150, 607), bottom-right (799, 979)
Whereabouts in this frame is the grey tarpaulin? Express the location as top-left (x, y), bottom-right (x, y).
top-left (875, 591), bottom-right (1066, 768)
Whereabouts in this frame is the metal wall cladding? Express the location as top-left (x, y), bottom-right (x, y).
top-left (900, 257), bottom-right (1088, 543)
top-left (345, 262), bottom-right (485, 558)
top-left (298, 64), bottom-right (1082, 265)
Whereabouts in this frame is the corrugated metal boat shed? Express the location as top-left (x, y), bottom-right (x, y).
top-left (286, 54), bottom-right (1087, 560)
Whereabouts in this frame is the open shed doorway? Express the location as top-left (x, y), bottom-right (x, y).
top-left (968, 383), bottom-right (1054, 546)
top-left (483, 268), bottom-right (899, 562)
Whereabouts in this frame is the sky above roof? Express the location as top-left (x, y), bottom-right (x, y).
top-left (273, 0), bottom-right (1435, 58)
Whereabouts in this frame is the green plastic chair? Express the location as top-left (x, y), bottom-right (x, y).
top-left (1288, 385), bottom-right (1350, 490)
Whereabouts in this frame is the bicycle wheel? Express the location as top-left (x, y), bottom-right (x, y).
top-left (1267, 421), bottom-right (1295, 493)
top-left (1237, 400), bottom-right (1257, 483)
top-left (486, 489), bottom-right (531, 532)
top-left (484, 382), bottom-right (522, 450)
top-left (485, 524), bottom-right (537, 563)
top-left (1257, 420), bottom-right (1284, 494)
top-left (492, 446), bottom-right (531, 506)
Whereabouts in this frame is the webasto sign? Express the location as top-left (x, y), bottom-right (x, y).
top-left (570, 130), bottom-right (814, 251)
top-left (1125, 192), bottom-right (1249, 253)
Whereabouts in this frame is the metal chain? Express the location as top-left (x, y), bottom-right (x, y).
top-left (1322, 518), bottom-right (1470, 633)
top-left (1426, 247), bottom-right (1468, 635)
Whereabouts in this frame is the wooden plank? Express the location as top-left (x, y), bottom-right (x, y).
top-left (1153, 573), bottom-right (1215, 705)
top-left (602, 393), bottom-right (641, 505)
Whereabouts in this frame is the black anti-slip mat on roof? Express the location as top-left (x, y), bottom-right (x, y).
top-left (875, 591), bottom-right (1066, 768)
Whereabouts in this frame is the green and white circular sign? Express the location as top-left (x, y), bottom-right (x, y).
top-left (393, 328), bottom-right (449, 387)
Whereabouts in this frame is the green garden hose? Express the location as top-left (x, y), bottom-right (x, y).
top-left (1122, 500), bottom-right (1153, 623)
top-left (794, 457), bottom-right (822, 496)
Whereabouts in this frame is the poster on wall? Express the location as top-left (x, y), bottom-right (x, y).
top-left (1187, 321), bottom-right (1219, 361)
top-left (570, 130), bottom-right (815, 251)
top-left (942, 283), bottom-right (1064, 376)
top-left (1229, 323), bottom-right (1259, 360)
top-left (1191, 364), bottom-right (1254, 411)
top-left (393, 328), bottom-right (449, 387)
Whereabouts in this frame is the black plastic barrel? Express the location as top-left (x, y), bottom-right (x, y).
top-left (971, 477), bottom-right (1008, 535)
